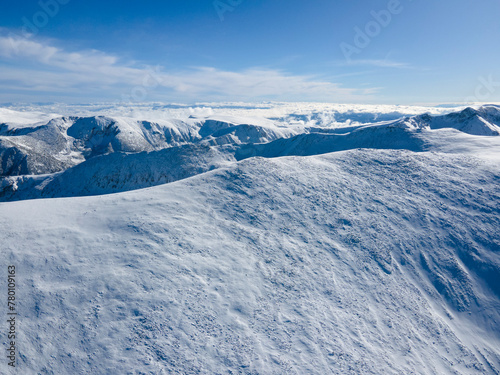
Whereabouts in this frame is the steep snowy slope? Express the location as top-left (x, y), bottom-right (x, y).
top-left (407, 106), bottom-right (500, 136)
top-left (1, 148), bottom-right (499, 374)
top-left (0, 114), bottom-right (200, 176)
top-left (0, 110), bottom-right (290, 178)
top-left (66, 116), bottom-right (201, 156)
top-left (195, 115), bottom-right (294, 146)
top-left (0, 144), bottom-right (235, 201)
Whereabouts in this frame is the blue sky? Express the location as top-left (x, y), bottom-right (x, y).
top-left (0, 0), bottom-right (499, 104)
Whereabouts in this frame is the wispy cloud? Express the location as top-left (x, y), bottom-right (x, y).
top-left (335, 59), bottom-right (412, 69)
top-left (0, 34), bottom-right (379, 102)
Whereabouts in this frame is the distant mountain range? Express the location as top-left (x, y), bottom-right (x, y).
top-left (1, 105), bottom-right (499, 201)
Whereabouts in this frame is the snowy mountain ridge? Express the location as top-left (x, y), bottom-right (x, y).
top-left (1, 105), bottom-right (499, 201)
top-left (0, 112), bottom-right (292, 177)
top-left (0, 103), bottom-right (499, 374)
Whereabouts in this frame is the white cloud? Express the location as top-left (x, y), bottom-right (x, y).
top-left (0, 34), bottom-right (379, 102)
top-left (336, 59), bottom-right (411, 68)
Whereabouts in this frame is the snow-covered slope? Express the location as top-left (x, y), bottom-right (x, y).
top-left (1, 103), bottom-right (500, 373)
top-left (1, 148), bottom-right (499, 374)
top-left (406, 106), bottom-right (500, 136)
top-left (0, 144), bottom-right (235, 201)
top-left (236, 106), bottom-right (500, 160)
top-left (2, 105), bottom-right (500, 202)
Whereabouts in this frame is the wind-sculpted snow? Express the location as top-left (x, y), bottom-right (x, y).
top-left (1, 149), bottom-right (499, 374)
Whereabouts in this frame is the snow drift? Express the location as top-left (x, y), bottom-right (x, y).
top-left (1, 148), bottom-right (499, 374)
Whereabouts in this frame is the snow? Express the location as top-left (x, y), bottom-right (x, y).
top-left (0, 103), bottom-right (499, 374)
top-left (2, 105), bottom-right (500, 201)
top-left (1, 149), bottom-right (500, 374)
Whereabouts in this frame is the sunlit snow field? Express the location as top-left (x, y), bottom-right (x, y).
top-left (0, 102), bottom-right (499, 374)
